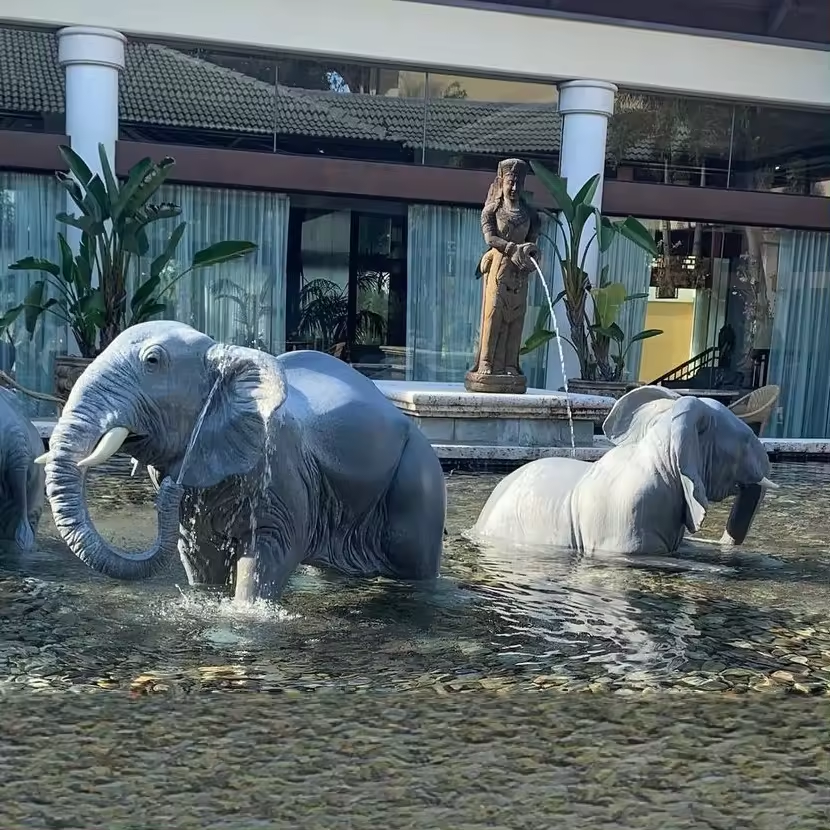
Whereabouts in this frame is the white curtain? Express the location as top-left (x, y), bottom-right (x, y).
top-left (599, 233), bottom-right (653, 380)
top-left (0, 172), bottom-right (69, 417)
top-left (767, 230), bottom-right (830, 438)
top-left (406, 204), bottom-right (483, 383)
top-left (406, 203), bottom-right (548, 387)
top-left (145, 185), bottom-right (290, 353)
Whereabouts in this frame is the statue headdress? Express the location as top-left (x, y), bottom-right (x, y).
top-left (484, 158), bottom-right (530, 208)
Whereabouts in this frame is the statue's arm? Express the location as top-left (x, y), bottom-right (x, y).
top-left (481, 205), bottom-right (516, 256)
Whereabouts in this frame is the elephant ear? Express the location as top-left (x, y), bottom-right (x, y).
top-left (176, 344), bottom-right (288, 489)
top-left (670, 396), bottom-right (713, 534)
top-left (603, 385), bottom-right (681, 446)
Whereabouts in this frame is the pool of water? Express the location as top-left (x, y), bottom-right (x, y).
top-left (3, 461), bottom-right (830, 827)
top-left (2, 461), bottom-right (830, 699)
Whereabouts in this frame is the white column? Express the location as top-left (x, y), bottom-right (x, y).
top-left (544, 79), bottom-right (617, 391)
top-left (57, 26), bottom-right (125, 188)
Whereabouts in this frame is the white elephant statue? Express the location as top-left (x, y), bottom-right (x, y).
top-left (38, 322), bottom-right (447, 601)
top-left (471, 385), bottom-right (776, 555)
top-left (0, 387), bottom-right (45, 553)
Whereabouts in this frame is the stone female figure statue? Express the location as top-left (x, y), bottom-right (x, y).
top-left (465, 158), bottom-right (540, 395)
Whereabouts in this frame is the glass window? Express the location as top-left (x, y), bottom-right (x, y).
top-left (0, 25), bottom-right (65, 134)
top-left (423, 73), bottom-right (559, 172)
top-left (628, 217), bottom-right (830, 438)
top-left (730, 103), bottom-right (830, 197)
top-left (0, 172), bottom-right (69, 417)
top-left (140, 184), bottom-right (290, 353)
top-left (120, 42), bottom-right (277, 152)
top-left (285, 197), bottom-right (408, 380)
top-left (607, 90), bottom-right (733, 189)
top-left (274, 57), bottom-right (426, 163)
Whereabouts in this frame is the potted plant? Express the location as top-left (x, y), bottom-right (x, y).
top-left (520, 161), bottom-right (660, 394)
top-left (0, 143), bottom-right (257, 400)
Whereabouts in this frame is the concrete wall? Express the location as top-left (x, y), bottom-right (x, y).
top-left (6, 0), bottom-right (830, 107)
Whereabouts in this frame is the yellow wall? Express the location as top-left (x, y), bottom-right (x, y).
top-left (638, 300), bottom-right (695, 383)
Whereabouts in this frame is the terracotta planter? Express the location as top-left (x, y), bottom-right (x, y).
top-left (54, 355), bottom-right (94, 402)
top-left (565, 379), bottom-right (643, 400)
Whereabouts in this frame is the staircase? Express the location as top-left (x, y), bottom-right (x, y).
top-left (650, 347), bottom-right (721, 386)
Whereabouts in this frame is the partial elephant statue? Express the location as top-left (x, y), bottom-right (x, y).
top-left (0, 387), bottom-right (45, 553)
top-left (39, 322), bottom-right (447, 601)
top-left (471, 385), bottom-right (777, 555)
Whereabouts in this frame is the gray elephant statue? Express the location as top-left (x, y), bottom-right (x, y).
top-left (471, 385), bottom-right (776, 555)
top-left (0, 386), bottom-right (45, 553)
top-left (37, 322), bottom-right (446, 601)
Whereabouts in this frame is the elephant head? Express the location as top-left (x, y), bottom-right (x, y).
top-left (38, 321), bottom-right (288, 580)
top-left (603, 386), bottom-right (776, 544)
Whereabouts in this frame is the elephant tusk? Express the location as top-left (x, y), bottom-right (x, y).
top-left (77, 427), bottom-right (131, 469)
top-left (34, 451), bottom-right (51, 465)
top-left (760, 476), bottom-right (780, 490)
top-left (130, 457), bottom-right (141, 478)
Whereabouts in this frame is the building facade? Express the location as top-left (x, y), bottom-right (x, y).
top-left (1, 0), bottom-right (829, 436)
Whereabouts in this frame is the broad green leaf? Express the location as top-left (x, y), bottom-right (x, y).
top-left (530, 160), bottom-right (574, 223)
top-left (130, 275), bottom-right (161, 313)
top-left (79, 290), bottom-right (106, 316)
top-left (112, 157), bottom-right (154, 220)
top-left (608, 322), bottom-right (626, 343)
top-left (23, 280), bottom-right (47, 335)
top-left (591, 282), bottom-right (627, 329)
top-left (629, 328), bottom-right (663, 344)
top-left (571, 175), bottom-right (600, 210)
top-left (56, 212), bottom-right (105, 237)
top-left (0, 305), bottom-right (24, 335)
top-left (191, 240), bottom-right (258, 269)
top-left (118, 157), bottom-right (176, 220)
top-left (618, 217), bottom-right (658, 257)
top-left (98, 142), bottom-right (120, 205)
top-left (134, 301), bottom-right (167, 323)
top-left (57, 233), bottom-right (75, 283)
top-left (58, 144), bottom-right (95, 186)
top-left (55, 172), bottom-right (87, 214)
top-left (598, 215), bottom-right (618, 253)
top-left (150, 221), bottom-right (187, 281)
top-left (572, 202), bottom-right (595, 249)
top-left (82, 174), bottom-right (112, 222)
top-left (75, 235), bottom-right (94, 290)
top-left (8, 257), bottom-right (60, 276)
top-left (520, 328), bottom-right (557, 356)
top-left (121, 225), bottom-right (151, 257)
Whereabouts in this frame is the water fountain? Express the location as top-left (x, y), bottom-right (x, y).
top-left (375, 158), bottom-right (614, 464)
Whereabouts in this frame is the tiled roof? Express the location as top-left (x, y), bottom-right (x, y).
top-left (0, 26), bottom-right (566, 157)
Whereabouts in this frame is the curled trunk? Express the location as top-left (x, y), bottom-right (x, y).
top-left (46, 421), bottom-right (185, 580)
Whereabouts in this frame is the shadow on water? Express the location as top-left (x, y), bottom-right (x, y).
top-left (1, 461), bottom-right (830, 698)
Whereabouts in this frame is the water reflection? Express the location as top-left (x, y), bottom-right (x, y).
top-left (1, 462), bottom-right (829, 697)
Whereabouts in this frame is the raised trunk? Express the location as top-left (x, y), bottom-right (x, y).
top-left (45, 421), bottom-right (185, 580)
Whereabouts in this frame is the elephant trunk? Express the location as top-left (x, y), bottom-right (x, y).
top-left (45, 419), bottom-right (185, 580)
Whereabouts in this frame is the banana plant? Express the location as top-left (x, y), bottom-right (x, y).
top-left (519, 161), bottom-right (658, 379)
top-left (0, 143), bottom-right (257, 357)
top-left (588, 276), bottom-right (662, 381)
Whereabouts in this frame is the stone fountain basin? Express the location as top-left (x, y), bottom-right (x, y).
top-left (374, 381), bottom-right (614, 450)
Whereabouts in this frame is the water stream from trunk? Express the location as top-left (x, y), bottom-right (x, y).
top-left (177, 377), bottom-right (222, 486)
top-left (530, 256), bottom-right (575, 457)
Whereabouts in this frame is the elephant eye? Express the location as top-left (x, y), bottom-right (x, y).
top-left (140, 345), bottom-right (167, 371)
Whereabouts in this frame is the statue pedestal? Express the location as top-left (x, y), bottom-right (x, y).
top-left (464, 370), bottom-right (527, 395)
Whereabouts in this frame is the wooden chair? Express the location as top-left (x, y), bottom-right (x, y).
top-left (728, 384), bottom-right (781, 435)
